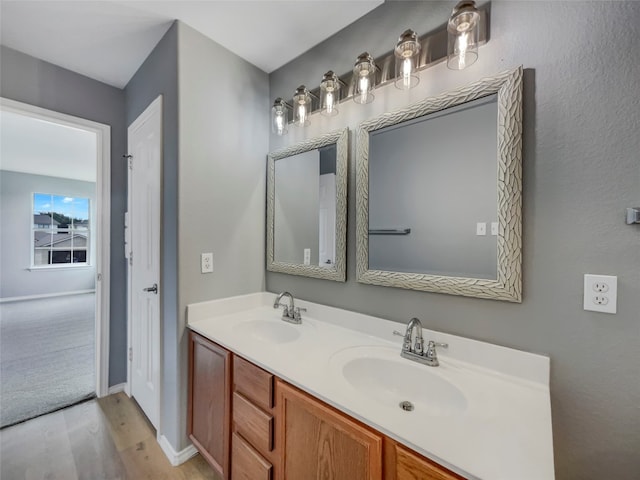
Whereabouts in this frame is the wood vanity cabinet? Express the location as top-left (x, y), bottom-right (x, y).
top-left (188, 331), bottom-right (231, 479)
top-left (188, 331), bottom-right (466, 480)
top-left (276, 379), bottom-right (383, 480)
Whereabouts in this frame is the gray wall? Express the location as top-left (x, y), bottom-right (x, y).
top-left (176, 22), bottom-right (269, 450)
top-left (0, 171), bottom-right (96, 297)
top-left (0, 46), bottom-right (128, 387)
top-left (267, 2), bottom-right (640, 479)
top-left (124, 22), bottom-right (180, 447)
top-left (368, 96), bottom-right (497, 277)
top-left (274, 149), bottom-right (320, 264)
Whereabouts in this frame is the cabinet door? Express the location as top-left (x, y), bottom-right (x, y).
top-left (276, 380), bottom-right (382, 480)
top-left (384, 438), bottom-right (466, 480)
top-left (188, 331), bottom-right (231, 479)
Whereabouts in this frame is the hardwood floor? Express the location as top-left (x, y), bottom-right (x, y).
top-left (0, 392), bottom-right (219, 480)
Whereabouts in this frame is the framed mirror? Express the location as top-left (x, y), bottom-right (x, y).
top-left (267, 128), bottom-right (348, 281)
top-left (356, 67), bottom-right (523, 301)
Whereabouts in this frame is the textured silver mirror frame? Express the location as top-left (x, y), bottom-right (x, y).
top-left (356, 66), bottom-right (523, 302)
top-left (267, 128), bottom-right (348, 282)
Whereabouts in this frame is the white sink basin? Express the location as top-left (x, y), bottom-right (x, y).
top-left (330, 346), bottom-right (467, 415)
top-left (231, 319), bottom-right (305, 344)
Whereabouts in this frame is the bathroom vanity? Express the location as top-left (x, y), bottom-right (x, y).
top-left (187, 292), bottom-right (554, 480)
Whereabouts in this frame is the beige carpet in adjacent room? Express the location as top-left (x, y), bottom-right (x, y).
top-left (0, 293), bottom-right (95, 428)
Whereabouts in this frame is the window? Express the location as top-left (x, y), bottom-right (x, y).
top-left (32, 193), bottom-right (90, 267)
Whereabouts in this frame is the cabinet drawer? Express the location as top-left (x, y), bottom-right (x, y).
top-left (233, 392), bottom-right (273, 454)
top-left (234, 356), bottom-right (273, 410)
top-left (231, 432), bottom-right (272, 480)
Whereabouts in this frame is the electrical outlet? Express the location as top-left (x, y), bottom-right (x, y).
top-left (201, 253), bottom-right (213, 273)
top-left (303, 248), bottom-right (311, 266)
top-left (491, 222), bottom-right (499, 236)
top-left (476, 222), bottom-right (487, 236)
top-left (584, 274), bottom-right (617, 314)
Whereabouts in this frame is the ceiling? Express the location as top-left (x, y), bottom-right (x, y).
top-left (0, 0), bottom-right (384, 88)
top-left (0, 110), bottom-right (98, 182)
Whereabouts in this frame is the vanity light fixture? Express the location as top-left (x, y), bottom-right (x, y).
top-left (271, 98), bottom-right (290, 136)
top-left (353, 52), bottom-right (376, 104)
top-left (293, 86), bottom-right (312, 126)
top-left (268, 5), bottom-right (487, 127)
top-left (319, 71), bottom-right (341, 116)
top-left (394, 29), bottom-right (421, 90)
top-left (447, 1), bottom-right (480, 70)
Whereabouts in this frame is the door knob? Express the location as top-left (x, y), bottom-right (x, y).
top-left (143, 283), bottom-right (158, 294)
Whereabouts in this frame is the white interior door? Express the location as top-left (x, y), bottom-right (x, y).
top-left (127, 96), bottom-right (161, 428)
top-left (318, 173), bottom-right (336, 267)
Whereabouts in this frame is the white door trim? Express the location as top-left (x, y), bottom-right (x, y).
top-left (126, 94), bottom-right (162, 430)
top-left (0, 96), bottom-right (112, 398)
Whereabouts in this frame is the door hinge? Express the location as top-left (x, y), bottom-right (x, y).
top-left (123, 154), bottom-right (133, 169)
top-left (129, 347), bottom-right (132, 362)
top-left (129, 255), bottom-right (133, 266)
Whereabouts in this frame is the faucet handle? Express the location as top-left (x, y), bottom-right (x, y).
top-left (425, 341), bottom-right (448, 365)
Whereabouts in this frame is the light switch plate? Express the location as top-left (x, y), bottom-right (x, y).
top-left (476, 222), bottom-right (487, 236)
top-left (303, 248), bottom-right (311, 265)
top-left (584, 274), bottom-right (617, 314)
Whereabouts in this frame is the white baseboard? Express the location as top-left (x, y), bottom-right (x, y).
top-left (106, 383), bottom-right (126, 395)
top-left (0, 289), bottom-right (95, 303)
top-left (158, 434), bottom-right (198, 466)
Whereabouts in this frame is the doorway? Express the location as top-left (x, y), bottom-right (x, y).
top-left (0, 98), bottom-right (111, 427)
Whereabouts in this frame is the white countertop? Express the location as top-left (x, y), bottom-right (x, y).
top-left (187, 292), bottom-right (555, 480)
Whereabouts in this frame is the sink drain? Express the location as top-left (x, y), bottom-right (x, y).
top-left (399, 400), bottom-right (414, 412)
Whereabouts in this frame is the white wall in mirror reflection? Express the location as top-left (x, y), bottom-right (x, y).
top-left (368, 94), bottom-right (498, 279)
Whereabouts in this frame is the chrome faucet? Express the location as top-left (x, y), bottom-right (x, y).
top-left (396, 317), bottom-right (448, 367)
top-left (273, 291), bottom-right (306, 324)
top-left (403, 317), bottom-right (424, 355)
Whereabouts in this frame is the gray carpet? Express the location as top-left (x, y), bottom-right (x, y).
top-left (0, 294), bottom-right (95, 428)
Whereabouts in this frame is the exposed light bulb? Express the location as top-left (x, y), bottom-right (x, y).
top-left (297, 103), bottom-right (306, 125)
top-left (320, 71), bottom-right (340, 117)
top-left (271, 98), bottom-right (288, 135)
top-left (353, 53), bottom-right (376, 104)
top-left (457, 31), bottom-right (469, 69)
top-left (275, 113), bottom-right (284, 134)
top-left (325, 91), bottom-right (334, 114)
top-left (402, 57), bottom-right (413, 88)
top-left (447, 1), bottom-right (480, 70)
top-left (358, 75), bottom-right (369, 103)
top-left (394, 30), bottom-right (420, 89)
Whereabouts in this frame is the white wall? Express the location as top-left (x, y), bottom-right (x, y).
top-left (177, 22), bottom-right (269, 450)
top-left (0, 171), bottom-right (96, 298)
top-left (368, 96), bottom-right (498, 277)
top-left (274, 149), bottom-right (320, 264)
